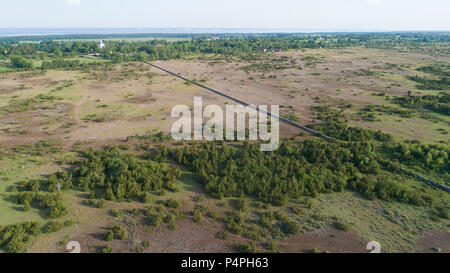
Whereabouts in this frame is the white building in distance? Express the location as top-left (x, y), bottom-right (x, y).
top-left (98, 40), bottom-right (105, 49)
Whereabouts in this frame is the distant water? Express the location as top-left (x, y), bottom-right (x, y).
top-left (0, 28), bottom-right (378, 37)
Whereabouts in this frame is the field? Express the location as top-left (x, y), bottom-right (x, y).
top-left (0, 35), bottom-right (449, 253)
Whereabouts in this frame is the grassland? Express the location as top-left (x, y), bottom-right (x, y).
top-left (0, 44), bottom-right (448, 253)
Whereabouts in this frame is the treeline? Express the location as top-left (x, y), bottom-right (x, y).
top-left (6, 55), bottom-right (106, 71)
top-left (383, 140), bottom-right (449, 179)
top-left (0, 33), bottom-right (198, 43)
top-left (0, 35), bottom-right (357, 60)
top-left (309, 119), bottom-right (393, 142)
top-left (416, 65), bottom-right (450, 77)
top-left (1, 32), bottom-right (448, 71)
top-left (364, 32), bottom-right (450, 56)
top-left (170, 141), bottom-right (430, 206)
top-left (40, 58), bottom-right (82, 70)
top-left (407, 75), bottom-right (449, 90)
top-left (392, 93), bottom-right (450, 116)
top-left (358, 104), bottom-right (415, 120)
top-left (0, 34), bottom-right (359, 66)
top-left (39, 58), bottom-right (109, 70)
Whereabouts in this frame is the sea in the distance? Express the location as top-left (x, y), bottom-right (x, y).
top-left (0, 28), bottom-right (388, 37)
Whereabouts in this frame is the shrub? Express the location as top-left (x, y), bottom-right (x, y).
top-left (109, 209), bottom-right (122, 217)
top-left (168, 224), bottom-right (178, 231)
top-left (236, 194), bottom-right (249, 212)
top-left (21, 180), bottom-right (39, 192)
top-left (163, 198), bottom-right (180, 209)
top-left (38, 192), bottom-right (60, 209)
top-left (97, 199), bottom-right (106, 208)
top-left (64, 220), bottom-right (75, 227)
top-left (119, 228), bottom-right (128, 240)
top-left (282, 220), bottom-right (300, 235)
top-left (23, 201), bottom-right (31, 212)
top-left (433, 207), bottom-right (449, 220)
top-left (47, 201), bottom-right (68, 219)
top-left (18, 192), bottom-right (35, 205)
top-left (148, 212), bottom-right (165, 227)
top-left (45, 221), bottom-right (64, 233)
top-left (208, 211), bottom-right (219, 219)
top-left (100, 244), bottom-right (113, 253)
top-left (118, 144), bottom-right (130, 151)
top-left (266, 240), bottom-right (277, 251)
top-left (334, 221), bottom-right (351, 231)
top-left (224, 210), bottom-right (246, 235)
top-left (218, 231), bottom-right (229, 240)
top-left (193, 210), bottom-right (203, 224)
top-left (260, 212), bottom-right (274, 229)
top-left (0, 222), bottom-right (41, 253)
top-left (141, 192), bottom-right (152, 203)
top-left (236, 242), bottom-right (258, 253)
top-left (105, 230), bottom-right (114, 241)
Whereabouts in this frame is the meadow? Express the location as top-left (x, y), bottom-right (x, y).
top-left (0, 33), bottom-right (448, 253)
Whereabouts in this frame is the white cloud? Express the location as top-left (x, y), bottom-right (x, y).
top-left (366, 0), bottom-right (382, 6)
top-left (66, 0), bottom-right (81, 7)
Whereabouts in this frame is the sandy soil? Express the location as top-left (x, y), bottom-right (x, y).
top-left (278, 227), bottom-right (368, 253)
top-left (414, 230), bottom-right (450, 253)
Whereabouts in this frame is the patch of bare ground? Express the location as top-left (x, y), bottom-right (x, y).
top-left (30, 201), bottom-right (244, 253)
top-left (414, 230), bottom-right (450, 253)
top-left (150, 47), bottom-right (448, 143)
top-left (278, 227), bottom-right (367, 253)
top-left (10, 48), bottom-right (437, 146)
top-left (135, 218), bottom-right (233, 253)
top-left (60, 214), bottom-right (250, 253)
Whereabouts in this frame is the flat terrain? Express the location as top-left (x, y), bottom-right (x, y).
top-left (0, 45), bottom-right (449, 253)
top-left (1, 48), bottom-right (448, 146)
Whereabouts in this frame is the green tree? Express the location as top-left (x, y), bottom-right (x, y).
top-left (10, 56), bottom-right (32, 70)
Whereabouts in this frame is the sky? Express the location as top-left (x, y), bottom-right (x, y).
top-left (0, 0), bottom-right (449, 31)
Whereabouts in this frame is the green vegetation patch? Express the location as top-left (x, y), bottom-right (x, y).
top-left (392, 93), bottom-right (449, 116)
top-left (171, 140), bottom-right (430, 207)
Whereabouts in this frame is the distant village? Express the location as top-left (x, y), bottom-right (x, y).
top-left (89, 37), bottom-right (279, 56)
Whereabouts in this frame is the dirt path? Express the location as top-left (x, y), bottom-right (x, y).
top-left (146, 62), bottom-right (325, 138)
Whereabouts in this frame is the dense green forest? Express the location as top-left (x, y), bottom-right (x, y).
top-left (171, 140), bottom-right (434, 206)
top-left (71, 146), bottom-right (181, 200)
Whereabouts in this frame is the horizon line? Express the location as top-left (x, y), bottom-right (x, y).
top-left (0, 28), bottom-right (449, 38)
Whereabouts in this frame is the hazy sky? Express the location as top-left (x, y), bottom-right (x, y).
top-left (1, 0), bottom-right (449, 30)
